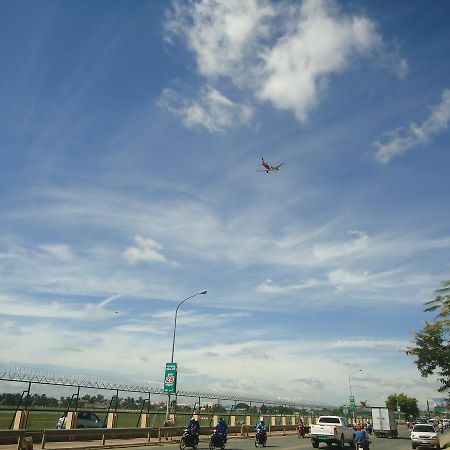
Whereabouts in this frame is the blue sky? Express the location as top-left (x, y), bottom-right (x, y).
top-left (1, 0), bottom-right (449, 408)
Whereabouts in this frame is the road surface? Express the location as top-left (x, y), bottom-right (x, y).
top-left (136, 428), bottom-right (448, 450)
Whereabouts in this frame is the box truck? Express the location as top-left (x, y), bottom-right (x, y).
top-left (371, 407), bottom-right (398, 438)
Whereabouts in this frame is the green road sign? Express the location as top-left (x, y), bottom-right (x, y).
top-left (349, 395), bottom-right (356, 409)
top-left (164, 362), bottom-right (177, 394)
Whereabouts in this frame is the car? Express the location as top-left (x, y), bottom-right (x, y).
top-left (442, 419), bottom-right (449, 428)
top-left (56, 411), bottom-right (106, 429)
top-left (410, 423), bottom-right (440, 449)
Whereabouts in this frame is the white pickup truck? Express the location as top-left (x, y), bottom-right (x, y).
top-left (310, 416), bottom-right (355, 448)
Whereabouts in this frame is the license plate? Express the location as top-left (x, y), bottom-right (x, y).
top-left (318, 436), bottom-right (329, 441)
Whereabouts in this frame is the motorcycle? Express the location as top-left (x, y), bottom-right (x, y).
top-left (179, 429), bottom-right (199, 450)
top-left (297, 424), bottom-right (306, 438)
top-left (209, 431), bottom-right (226, 450)
top-left (356, 444), bottom-right (369, 450)
top-left (254, 429), bottom-right (267, 447)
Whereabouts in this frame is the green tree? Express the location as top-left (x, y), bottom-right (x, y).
top-left (406, 280), bottom-right (450, 392)
top-left (386, 393), bottom-right (419, 419)
top-left (211, 403), bottom-right (226, 413)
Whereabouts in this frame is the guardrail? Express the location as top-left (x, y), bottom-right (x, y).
top-left (0, 425), bottom-right (298, 447)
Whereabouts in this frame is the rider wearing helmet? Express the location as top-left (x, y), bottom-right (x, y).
top-left (187, 416), bottom-right (200, 435)
top-left (215, 417), bottom-right (228, 443)
top-left (256, 419), bottom-right (267, 431)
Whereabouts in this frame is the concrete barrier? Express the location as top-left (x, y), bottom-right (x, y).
top-left (0, 425), bottom-right (298, 447)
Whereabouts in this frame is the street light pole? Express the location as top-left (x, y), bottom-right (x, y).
top-left (165, 290), bottom-right (207, 420)
top-left (348, 369), bottom-right (362, 424)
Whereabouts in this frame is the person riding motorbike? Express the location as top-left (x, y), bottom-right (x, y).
top-left (214, 417), bottom-right (228, 444)
top-left (256, 420), bottom-right (267, 432)
top-left (354, 424), bottom-right (370, 450)
top-left (297, 419), bottom-right (305, 438)
top-left (255, 419), bottom-right (267, 445)
top-left (187, 417), bottom-right (200, 442)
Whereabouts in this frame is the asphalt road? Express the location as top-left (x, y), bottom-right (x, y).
top-left (145, 428), bottom-right (449, 450)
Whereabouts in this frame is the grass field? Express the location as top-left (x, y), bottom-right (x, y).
top-left (0, 410), bottom-right (267, 430)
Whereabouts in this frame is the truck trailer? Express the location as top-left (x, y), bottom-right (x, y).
top-left (371, 407), bottom-right (398, 438)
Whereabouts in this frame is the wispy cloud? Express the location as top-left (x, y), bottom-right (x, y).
top-left (374, 88), bottom-right (450, 164)
top-left (329, 339), bottom-right (407, 351)
top-left (257, 278), bottom-right (319, 294)
top-left (159, 86), bottom-right (254, 132)
top-left (0, 295), bottom-right (114, 321)
top-left (38, 244), bottom-right (74, 262)
top-left (123, 236), bottom-right (179, 266)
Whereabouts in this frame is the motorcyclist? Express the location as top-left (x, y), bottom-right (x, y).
top-left (354, 424), bottom-right (370, 450)
top-left (255, 418), bottom-right (267, 443)
top-left (297, 418), bottom-right (305, 438)
top-left (215, 417), bottom-right (228, 443)
top-left (187, 416), bottom-right (200, 438)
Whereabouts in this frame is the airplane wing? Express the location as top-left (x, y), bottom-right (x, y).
top-left (274, 162), bottom-right (284, 169)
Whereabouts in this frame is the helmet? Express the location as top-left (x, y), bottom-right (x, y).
top-left (355, 424), bottom-right (362, 430)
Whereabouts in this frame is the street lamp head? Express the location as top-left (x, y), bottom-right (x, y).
top-left (198, 290), bottom-right (207, 295)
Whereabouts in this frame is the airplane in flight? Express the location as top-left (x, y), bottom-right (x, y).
top-left (259, 157), bottom-right (284, 173)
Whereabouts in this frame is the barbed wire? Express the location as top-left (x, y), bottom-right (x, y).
top-left (0, 364), bottom-right (304, 408)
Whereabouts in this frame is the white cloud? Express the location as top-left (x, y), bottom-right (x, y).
top-left (38, 244), bottom-right (74, 262)
top-left (164, 0), bottom-right (398, 126)
top-left (330, 339), bottom-right (407, 351)
top-left (257, 278), bottom-right (319, 294)
top-left (0, 295), bottom-right (114, 321)
top-left (123, 236), bottom-right (178, 266)
top-left (374, 88), bottom-right (450, 164)
top-left (165, 0), bottom-right (274, 79)
top-left (312, 230), bottom-right (369, 262)
top-left (327, 268), bottom-right (371, 290)
top-left (257, 0), bottom-right (382, 121)
top-left (159, 86), bottom-right (253, 133)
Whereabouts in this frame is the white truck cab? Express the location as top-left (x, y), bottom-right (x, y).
top-left (310, 416), bottom-right (355, 448)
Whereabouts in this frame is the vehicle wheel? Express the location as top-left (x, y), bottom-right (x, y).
top-left (179, 438), bottom-right (186, 450)
top-left (436, 445), bottom-right (440, 450)
top-left (411, 444), bottom-right (417, 449)
top-left (312, 439), bottom-right (319, 448)
top-left (193, 445), bottom-right (198, 450)
top-left (255, 439), bottom-right (258, 448)
top-left (338, 435), bottom-right (345, 448)
top-left (350, 438), bottom-right (355, 448)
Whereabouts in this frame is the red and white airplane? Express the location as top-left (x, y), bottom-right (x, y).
top-left (259, 157), bottom-right (284, 173)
